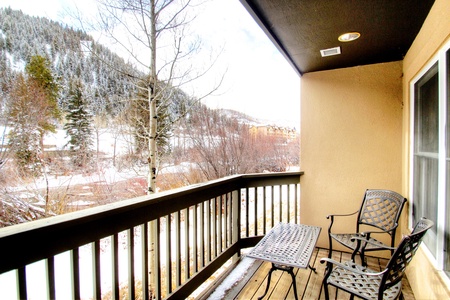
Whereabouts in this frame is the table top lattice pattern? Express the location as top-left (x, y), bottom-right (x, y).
top-left (247, 223), bottom-right (321, 269)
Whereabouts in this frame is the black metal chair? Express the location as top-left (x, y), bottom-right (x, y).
top-left (321, 218), bottom-right (434, 300)
top-left (327, 189), bottom-right (407, 265)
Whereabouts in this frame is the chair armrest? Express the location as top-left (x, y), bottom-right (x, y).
top-left (320, 258), bottom-right (387, 277)
top-left (327, 210), bottom-right (359, 234)
top-left (350, 236), bottom-right (396, 250)
top-left (360, 222), bottom-right (399, 236)
top-left (357, 222), bottom-right (399, 244)
top-left (326, 210), bottom-right (359, 220)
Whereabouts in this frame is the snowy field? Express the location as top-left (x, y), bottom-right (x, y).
top-left (0, 128), bottom-right (143, 299)
top-left (0, 128), bottom-right (298, 299)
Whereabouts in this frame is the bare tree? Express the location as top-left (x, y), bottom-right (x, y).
top-left (181, 106), bottom-right (256, 180)
top-left (75, 0), bottom-right (223, 193)
top-left (180, 106), bottom-right (301, 179)
top-left (74, 1), bottom-right (223, 295)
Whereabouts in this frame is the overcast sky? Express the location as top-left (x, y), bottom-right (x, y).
top-left (0, 0), bottom-right (300, 128)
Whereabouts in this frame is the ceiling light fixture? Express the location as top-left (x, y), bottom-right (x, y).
top-left (338, 32), bottom-right (361, 42)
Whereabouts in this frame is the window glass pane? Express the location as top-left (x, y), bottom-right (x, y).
top-left (415, 64), bottom-right (439, 153)
top-left (445, 49), bottom-right (450, 275)
top-left (413, 63), bottom-right (439, 258)
top-left (446, 161), bottom-right (450, 276)
top-left (413, 156), bottom-right (438, 256)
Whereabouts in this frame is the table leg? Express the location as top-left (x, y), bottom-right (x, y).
top-left (258, 263), bottom-right (276, 300)
top-left (258, 264), bottom-right (299, 300)
top-left (287, 267), bottom-right (299, 300)
top-left (309, 264), bottom-right (317, 273)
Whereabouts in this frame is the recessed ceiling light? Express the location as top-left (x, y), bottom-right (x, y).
top-left (338, 32), bottom-right (361, 42)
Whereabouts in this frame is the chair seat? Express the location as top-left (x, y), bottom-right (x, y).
top-left (327, 261), bottom-right (402, 300)
top-left (330, 233), bottom-right (387, 251)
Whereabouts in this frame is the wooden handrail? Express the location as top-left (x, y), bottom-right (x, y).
top-left (0, 171), bottom-right (302, 299)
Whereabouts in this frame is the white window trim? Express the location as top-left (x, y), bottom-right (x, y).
top-left (409, 39), bottom-right (450, 273)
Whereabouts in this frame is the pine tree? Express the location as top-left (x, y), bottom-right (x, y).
top-left (25, 55), bottom-right (60, 153)
top-left (7, 74), bottom-right (45, 176)
top-left (64, 79), bottom-right (93, 168)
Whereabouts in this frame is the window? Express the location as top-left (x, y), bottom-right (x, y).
top-left (413, 63), bottom-right (438, 256)
top-left (446, 49), bottom-right (450, 276)
top-left (412, 44), bottom-right (450, 276)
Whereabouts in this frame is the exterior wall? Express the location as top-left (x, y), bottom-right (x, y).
top-left (299, 0), bottom-right (450, 296)
top-left (402, 0), bottom-right (450, 298)
top-left (300, 61), bottom-right (403, 251)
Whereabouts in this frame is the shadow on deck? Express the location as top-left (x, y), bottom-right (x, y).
top-left (205, 248), bottom-right (415, 300)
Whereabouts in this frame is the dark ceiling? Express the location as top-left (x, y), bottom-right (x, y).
top-left (239, 0), bottom-right (435, 75)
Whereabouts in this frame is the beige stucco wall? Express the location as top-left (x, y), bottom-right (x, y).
top-left (299, 0), bottom-right (450, 296)
top-left (401, 0), bottom-right (450, 298)
top-left (300, 61), bottom-right (404, 251)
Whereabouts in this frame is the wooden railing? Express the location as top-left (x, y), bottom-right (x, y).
top-left (0, 172), bottom-right (302, 299)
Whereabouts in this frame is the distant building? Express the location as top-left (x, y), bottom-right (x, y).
top-left (249, 125), bottom-right (298, 139)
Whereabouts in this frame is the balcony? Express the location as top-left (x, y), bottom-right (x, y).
top-left (204, 249), bottom-right (415, 300)
top-left (0, 172), bottom-right (414, 299)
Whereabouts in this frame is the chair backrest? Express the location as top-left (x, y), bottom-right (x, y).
top-left (357, 189), bottom-right (407, 234)
top-left (382, 218), bottom-right (434, 288)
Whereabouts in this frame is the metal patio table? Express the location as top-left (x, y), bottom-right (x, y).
top-left (247, 222), bottom-right (321, 300)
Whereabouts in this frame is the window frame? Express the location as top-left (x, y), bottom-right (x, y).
top-left (410, 39), bottom-right (450, 275)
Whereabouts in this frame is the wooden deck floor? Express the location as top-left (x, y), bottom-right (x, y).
top-left (205, 248), bottom-right (415, 300)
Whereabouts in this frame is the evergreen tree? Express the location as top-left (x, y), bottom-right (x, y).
top-left (7, 74), bottom-right (45, 176)
top-left (64, 79), bottom-right (93, 167)
top-left (25, 55), bottom-right (60, 153)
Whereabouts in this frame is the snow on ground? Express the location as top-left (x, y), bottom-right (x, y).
top-left (3, 128), bottom-right (142, 193)
top-left (0, 231), bottom-right (143, 300)
top-left (0, 127), bottom-right (298, 299)
top-left (205, 254), bottom-right (255, 300)
top-left (0, 187), bottom-right (268, 299)
top-left (0, 128), bottom-right (145, 299)
top-left (4, 128), bottom-right (192, 192)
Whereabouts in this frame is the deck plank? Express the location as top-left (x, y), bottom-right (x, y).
top-left (252, 263), bottom-right (285, 300)
top-left (294, 248), bottom-right (318, 299)
top-left (272, 267), bottom-right (299, 299)
top-left (224, 259), bottom-right (263, 299)
top-left (204, 248), bottom-right (416, 300)
top-left (302, 248), bottom-right (328, 300)
top-left (235, 260), bottom-right (274, 300)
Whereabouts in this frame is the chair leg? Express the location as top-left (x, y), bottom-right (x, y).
top-left (323, 281), bottom-right (330, 300)
top-left (327, 237), bottom-right (334, 274)
top-left (328, 237), bottom-right (333, 259)
top-left (351, 246), bottom-right (358, 262)
top-left (360, 249), bottom-right (367, 267)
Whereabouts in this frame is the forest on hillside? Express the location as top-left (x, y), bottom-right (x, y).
top-left (0, 7), bottom-right (299, 227)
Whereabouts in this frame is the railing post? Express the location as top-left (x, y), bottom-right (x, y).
top-left (149, 219), bottom-right (160, 300)
top-left (0, 172), bottom-right (302, 299)
top-left (93, 240), bottom-right (102, 299)
top-left (71, 248), bottom-right (81, 300)
top-left (232, 189), bottom-right (240, 263)
top-left (18, 266), bottom-right (27, 300)
top-left (141, 223), bottom-right (149, 300)
top-left (46, 257), bottom-right (56, 299)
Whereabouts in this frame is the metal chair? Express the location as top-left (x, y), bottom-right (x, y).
top-left (327, 189), bottom-right (407, 265)
top-left (321, 218), bottom-right (434, 300)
